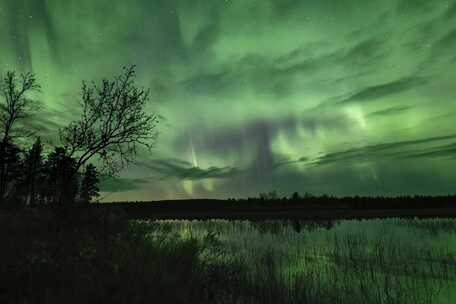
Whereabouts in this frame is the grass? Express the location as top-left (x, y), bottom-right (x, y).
top-left (141, 218), bottom-right (456, 304)
top-left (1, 208), bottom-right (456, 303)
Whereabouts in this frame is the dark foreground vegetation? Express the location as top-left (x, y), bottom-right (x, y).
top-left (2, 208), bottom-right (456, 304)
top-left (0, 208), bottom-right (214, 304)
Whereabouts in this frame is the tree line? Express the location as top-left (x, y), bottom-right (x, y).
top-left (0, 66), bottom-right (159, 206)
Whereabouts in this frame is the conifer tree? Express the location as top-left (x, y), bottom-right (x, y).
top-left (79, 164), bottom-right (100, 203)
top-left (23, 137), bottom-right (43, 205)
top-left (0, 141), bottom-right (22, 203)
top-left (43, 147), bottom-right (79, 205)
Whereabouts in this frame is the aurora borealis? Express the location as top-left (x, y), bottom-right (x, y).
top-left (1, 0), bottom-right (456, 201)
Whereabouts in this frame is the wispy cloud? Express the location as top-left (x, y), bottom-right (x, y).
top-left (139, 158), bottom-right (243, 181)
top-left (435, 28), bottom-right (456, 50)
top-left (312, 134), bottom-right (456, 166)
top-left (404, 143), bottom-right (456, 160)
top-left (367, 105), bottom-right (412, 118)
top-left (99, 177), bottom-right (150, 192)
top-left (396, 0), bottom-right (436, 14)
top-left (337, 77), bottom-right (428, 104)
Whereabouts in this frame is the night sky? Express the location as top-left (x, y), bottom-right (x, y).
top-left (1, 0), bottom-right (456, 201)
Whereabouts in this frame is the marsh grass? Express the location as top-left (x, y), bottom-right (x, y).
top-left (142, 218), bottom-right (456, 304)
top-left (2, 210), bottom-right (456, 304)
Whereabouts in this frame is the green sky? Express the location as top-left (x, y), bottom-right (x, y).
top-left (1, 0), bottom-right (456, 201)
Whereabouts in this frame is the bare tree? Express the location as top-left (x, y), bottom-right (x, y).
top-left (0, 71), bottom-right (41, 202)
top-left (60, 65), bottom-right (159, 179)
top-left (0, 72), bottom-right (41, 141)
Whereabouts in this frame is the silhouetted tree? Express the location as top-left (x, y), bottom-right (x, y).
top-left (259, 190), bottom-right (278, 200)
top-left (0, 71), bottom-right (40, 203)
top-left (0, 67), bottom-right (158, 206)
top-left (0, 141), bottom-right (22, 204)
top-left (22, 137), bottom-right (44, 206)
top-left (291, 192), bottom-right (301, 201)
top-left (79, 164), bottom-right (100, 203)
top-left (43, 147), bottom-right (79, 205)
top-left (59, 65), bottom-right (159, 181)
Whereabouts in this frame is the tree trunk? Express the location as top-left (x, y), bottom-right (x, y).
top-left (0, 144), bottom-right (7, 204)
